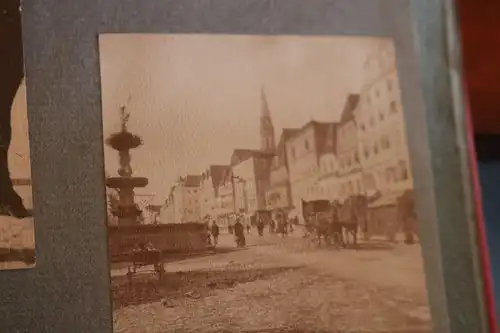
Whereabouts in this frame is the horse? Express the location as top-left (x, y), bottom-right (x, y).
top-left (339, 191), bottom-right (382, 247)
top-left (329, 201), bottom-right (345, 247)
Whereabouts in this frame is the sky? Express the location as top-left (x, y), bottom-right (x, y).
top-left (98, 34), bottom-right (388, 203)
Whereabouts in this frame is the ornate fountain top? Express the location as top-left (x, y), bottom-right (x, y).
top-left (120, 105), bottom-right (130, 132)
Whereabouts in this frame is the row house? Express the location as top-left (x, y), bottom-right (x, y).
top-left (286, 121), bottom-right (336, 222)
top-left (353, 40), bottom-right (414, 238)
top-left (316, 123), bottom-right (339, 201)
top-left (336, 94), bottom-right (364, 201)
top-left (231, 149), bottom-right (274, 217)
top-left (199, 165), bottom-right (227, 220)
top-left (217, 167), bottom-right (236, 227)
top-left (355, 41), bottom-right (413, 201)
top-left (265, 129), bottom-right (299, 214)
top-left (160, 175), bottom-right (202, 223)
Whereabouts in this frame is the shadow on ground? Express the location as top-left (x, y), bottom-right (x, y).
top-left (112, 265), bottom-right (303, 310)
top-left (110, 246), bottom-right (244, 271)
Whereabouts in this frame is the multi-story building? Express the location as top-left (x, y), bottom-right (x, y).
top-left (285, 121), bottom-right (336, 222)
top-left (354, 40), bottom-right (414, 238)
top-left (232, 149), bottom-right (273, 216)
top-left (199, 165), bottom-right (227, 221)
top-left (160, 175), bottom-right (202, 223)
top-left (266, 129), bottom-right (298, 213)
top-left (316, 122), bottom-right (339, 202)
top-left (336, 94), bottom-right (364, 202)
top-left (230, 88), bottom-right (274, 219)
top-left (216, 167), bottom-right (235, 227)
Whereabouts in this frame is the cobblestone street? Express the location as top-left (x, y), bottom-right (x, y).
top-left (112, 230), bottom-right (432, 333)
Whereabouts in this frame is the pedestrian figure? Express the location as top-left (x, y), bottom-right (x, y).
top-left (246, 223), bottom-right (251, 234)
top-left (210, 220), bottom-right (220, 246)
top-left (234, 218), bottom-right (246, 247)
top-left (257, 216), bottom-right (265, 237)
top-left (269, 218), bottom-right (276, 234)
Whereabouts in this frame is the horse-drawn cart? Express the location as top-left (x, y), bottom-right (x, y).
top-left (128, 244), bottom-right (165, 281)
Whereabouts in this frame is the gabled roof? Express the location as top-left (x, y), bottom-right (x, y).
top-left (184, 174), bottom-right (202, 188)
top-left (315, 123), bottom-right (337, 157)
top-left (339, 94), bottom-right (360, 124)
top-left (209, 165), bottom-right (227, 189)
top-left (230, 148), bottom-right (274, 166)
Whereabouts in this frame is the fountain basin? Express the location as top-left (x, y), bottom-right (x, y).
top-left (106, 131), bottom-right (142, 151)
top-left (107, 177), bottom-right (148, 188)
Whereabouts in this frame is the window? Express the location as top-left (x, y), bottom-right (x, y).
top-left (375, 88), bottom-right (380, 98)
top-left (364, 146), bottom-right (370, 158)
top-left (387, 79), bottom-right (393, 92)
top-left (386, 168), bottom-right (392, 183)
top-left (370, 116), bottom-right (375, 127)
top-left (399, 160), bottom-right (409, 180)
top-left (380, 136), bottom-right (391, 150)
top-left (390, 101), bottom-right (398, 114)
top-left (354, 152), bottom-right (359, 163)
top-left (305, 140), bottom-right (310, 150)
top-left (379, 112), bottom-right (385, 121)
top-left (360, 123), bottom-right (366, 131)
top-left (374, 144), bottom-right (379, 155)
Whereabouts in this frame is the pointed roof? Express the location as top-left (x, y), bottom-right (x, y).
top-left (339, 94), bottom-right (360, 124)
top-left (261, 86), bottom-right (271, 118)
top-left (184, 175), bottom-right (202, 188)
top-left (209, 165), bottom-right (228, 189)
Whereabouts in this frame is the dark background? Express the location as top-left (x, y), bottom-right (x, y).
top-left (458, 0), bottom-right (500, 322)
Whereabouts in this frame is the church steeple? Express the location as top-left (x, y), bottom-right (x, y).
top-left (260, 87), bottom-right (276, 153)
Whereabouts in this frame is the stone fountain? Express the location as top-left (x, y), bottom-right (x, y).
top-left (105, 105), bottom-right (148, 225)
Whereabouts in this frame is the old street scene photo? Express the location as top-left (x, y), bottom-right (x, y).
top-left (99, 34), bottom-right (432, 333)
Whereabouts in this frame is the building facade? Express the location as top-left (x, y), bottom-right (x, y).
top-left (316, 123), bottom-right (339, 201)
top-left (199, 165), bottom-right (227, 221)
top-left (354, 41), bottom-right (414, 238)
top-left (232, 150), bottom-right (273, 216)
top-left (216, 167), bottom-right (235, 227)
top-left (355, 41), bottom-right (413, 200)
top-left (285, 121), bottom-right (335, 222)
top-left (266, 129), bottom-right (298, 213)
top-left (336, 94), bottom-right (364, 202)
top-left (160, 175), bottom-right (202, 223)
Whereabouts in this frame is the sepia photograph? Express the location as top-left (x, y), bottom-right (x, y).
top-left (0, 1), bottom-right (36, 270)
top-left (99, 34), bottom-right (432, 333)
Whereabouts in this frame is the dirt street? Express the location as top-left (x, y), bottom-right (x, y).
top-left (112, 230), bottom-right (432, 333)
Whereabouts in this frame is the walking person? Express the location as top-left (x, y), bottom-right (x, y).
top-left (234, 218), bottom-right (246, 247)
top-left (257, 216), bottom-right (265, 237)
top-left (210, 220), bottom-right (220, 246)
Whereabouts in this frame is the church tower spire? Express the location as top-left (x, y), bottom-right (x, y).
top-left (260, 87), bottom-right (276, 153)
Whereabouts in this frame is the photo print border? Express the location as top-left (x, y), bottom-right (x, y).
top-left (0, 0), bottom-right (490, 332)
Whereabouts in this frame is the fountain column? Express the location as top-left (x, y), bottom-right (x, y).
top-left (105, 106), bottom-right (148, 225)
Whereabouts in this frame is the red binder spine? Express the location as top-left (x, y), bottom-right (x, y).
top-left (465, 98), bottom-right (498, 333)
